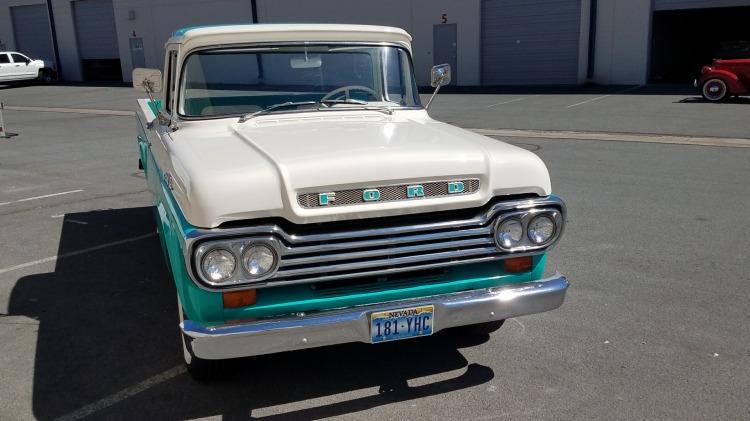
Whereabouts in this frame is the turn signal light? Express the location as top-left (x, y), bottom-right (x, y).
top-left (223, 289), bottom-right (257, 308)
top-left (504, 256), bottom-right (532, 273)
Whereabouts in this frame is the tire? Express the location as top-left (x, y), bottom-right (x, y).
top-left (37, 69), bottom-right (56, 84)
top-left (179, 298), bottom-right (222, 381)
top-left (701, 78), bottom-right (728, 102)
top-left (458, 319), bottom-right (505, 335)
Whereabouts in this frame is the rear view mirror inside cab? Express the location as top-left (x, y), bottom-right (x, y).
top-left (290, 55), bottom-right (322, 69)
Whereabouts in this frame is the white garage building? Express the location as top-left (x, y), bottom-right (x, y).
top-left (0, 0), bottom-right (748, 86)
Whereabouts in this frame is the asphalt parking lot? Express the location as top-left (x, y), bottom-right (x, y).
top-left (1, 83), bottom-right (749, 420)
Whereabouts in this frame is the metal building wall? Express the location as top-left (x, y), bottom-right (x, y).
top-left (481, 0), bottom-right (582, 85)
top-left (10, 4), bottom-right (54, 64)
top-left (72, 0), bottom-right (119, 60)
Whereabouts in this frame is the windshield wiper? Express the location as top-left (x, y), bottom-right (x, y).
top-left (319, 98), bottom-right (368, 106)
top-left (238, 101), bottom-right (317, 123)
top-left (318, 99), bottom-right (393, 115)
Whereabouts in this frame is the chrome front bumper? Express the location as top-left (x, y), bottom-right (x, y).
top-left (181, 274), bottom-right (569, 360)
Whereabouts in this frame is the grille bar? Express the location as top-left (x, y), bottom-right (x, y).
top-left (280, 237), bottom-right (495, 267)
top-left (281, 226), bottom-right (492, 255)
top-left (277, 255), bottom-right (507, 284)
top-left (277, 246), bottom-right (500, 278)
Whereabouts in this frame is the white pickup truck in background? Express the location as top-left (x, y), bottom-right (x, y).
top-left (0, 51), bottom-right (57, 84)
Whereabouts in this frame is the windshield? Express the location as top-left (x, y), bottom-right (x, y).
top-left (179, 45), bottom-right (421, 118)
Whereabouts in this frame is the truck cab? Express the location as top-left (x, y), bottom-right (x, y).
top-left (133, 24), bottom-right (569, 380)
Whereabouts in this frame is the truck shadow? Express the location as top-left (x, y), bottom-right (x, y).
top-left (8, 207), bottom-right (495, 420)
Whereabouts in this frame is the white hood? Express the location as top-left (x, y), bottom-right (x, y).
top-left (166, 110), bottom-right (551, 228)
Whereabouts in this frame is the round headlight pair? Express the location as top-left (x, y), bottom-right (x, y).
top-left (200, 243), bottom-right (278, 283)
top-left (495, 214), bottom-right (556, 250)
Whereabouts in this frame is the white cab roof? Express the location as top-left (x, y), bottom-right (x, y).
top-left (168, 24), bottom-right (413, 52)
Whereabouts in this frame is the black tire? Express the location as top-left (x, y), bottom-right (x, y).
top-left (37, 69), bottom-right (56, 84)
top-left (179, 300), bottom-right (222, 381)
top-left (458, 319), bottom-right (505, 335)
top-left (701, 78), bottom-right (728, 102)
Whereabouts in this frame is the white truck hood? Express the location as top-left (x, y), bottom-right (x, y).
top-left (166, 110), bottom-right (551, 227)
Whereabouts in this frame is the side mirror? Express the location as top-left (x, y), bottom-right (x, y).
top-left (133, 68), bottom-right (174, 129)
top-left (425, 63), bottom-right (451, 110)
top-left (132, 68), bottom-right (163, 93)
top-left (430, 63), bottom-right (452, 88)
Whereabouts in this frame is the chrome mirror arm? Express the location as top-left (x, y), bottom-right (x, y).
top-left (142, 80), bottom-right (177, 131)
top-left (425, 81), bottom-right (444, 110)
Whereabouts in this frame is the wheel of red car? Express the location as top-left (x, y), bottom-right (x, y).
top-left (701, 78), bottom-right (728, 102)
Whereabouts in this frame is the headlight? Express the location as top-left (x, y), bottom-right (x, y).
top-left (242, 243), bottom-right (278, 278)
top-left (528, 215), bottom-right (556, 245)
top-left (495, 219), bottom-right (523, 249)
top-left (201, 249), bottom-right (236, 282)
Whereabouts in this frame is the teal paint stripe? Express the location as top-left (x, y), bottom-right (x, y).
top-left (146, 99), bottom-right (161, 115)
top-left (221, 256), bottom-right (547, 320)
top-left (172, 23), bottom-right (253, 37)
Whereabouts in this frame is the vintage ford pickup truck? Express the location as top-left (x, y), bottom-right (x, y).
top-left (133, 24), bottom-right (569, 380)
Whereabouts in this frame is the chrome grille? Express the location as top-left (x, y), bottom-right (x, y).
top-left (274, 221), bottom-right (500, 284)
top-left (297, 179), bottom-right (480, 208)
top-left (186, 195), bottom-right (566, 290)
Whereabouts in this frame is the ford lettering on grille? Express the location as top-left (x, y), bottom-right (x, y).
top-left (299, 179), bottom-right (480, 208)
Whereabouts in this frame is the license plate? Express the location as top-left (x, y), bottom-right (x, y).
top-left (370, 305), bottom-right (434, 343)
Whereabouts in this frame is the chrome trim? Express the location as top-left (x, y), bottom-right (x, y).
top-left (278, 246), bottom-right (499, 277)
top-left (194, 237), bottom-right (282, 286)
top-left (279, 237), bottom-right (493, 266)
top-left (492, 209), bottom-right (563, 252)
top-left (281, 226), bottom-right (492, 255)
top-left (183, 195), bottom-right (566, 291)
top-left (181, 273), bottom-right (569, 359)
top-left (265, 251), bottom-right (541, 285)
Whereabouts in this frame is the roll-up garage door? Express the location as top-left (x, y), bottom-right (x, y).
top-left (10, 5), bottom-right (54, 64)
top-left (481, 0), bottom-right (581, 85)
top-left (72, 0), bottom-right (122, 80)
top-left (654, 0), bottom-right (750, 11)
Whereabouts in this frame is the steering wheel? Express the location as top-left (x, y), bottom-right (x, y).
top-left (320, 85), bottom-right (377, 102)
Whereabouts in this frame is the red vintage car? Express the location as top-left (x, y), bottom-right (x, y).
top-left (695, 58), bottom-right (750, 101)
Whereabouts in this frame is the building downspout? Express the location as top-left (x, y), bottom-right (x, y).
top-left (587, 0), bottom-right (597, 79)
top-left (46, 0), bottom-right (62, 79)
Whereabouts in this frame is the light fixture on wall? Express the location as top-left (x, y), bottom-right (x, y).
top-left (128, 10), bottom-right (136, 21)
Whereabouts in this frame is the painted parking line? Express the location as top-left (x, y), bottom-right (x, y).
top-left (53, 365), bottom-right (186, 421)
top-left (470, 128), bottom-right (750, 148)
top-left (0, 189), bottom-right (84, 207)
top-left (3, 105), bottom-right (134, 116)
top-left (0, 232), bottom-right (155, 276)
top-left (565, 86), bottom-right (643, 109)
top-left (486, 97), bottom-right (530, 108)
